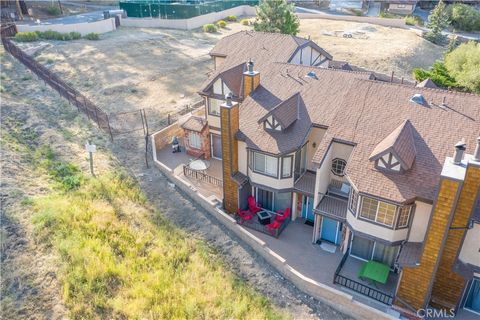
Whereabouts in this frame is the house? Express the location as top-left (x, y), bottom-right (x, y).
top-left (168, 31), bottom-right (480, 317)
top-left (383, 0), bottom-right (418, 15)
top-left (329, 0), bottom-right (365, 12)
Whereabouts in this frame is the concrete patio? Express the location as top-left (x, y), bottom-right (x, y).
top-left (244, 219), bottom-right (398, 313)
top-left (156, 140), bottom-right (223, 200)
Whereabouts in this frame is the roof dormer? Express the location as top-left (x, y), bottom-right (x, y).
top-left (258, 93), bottom-right (300, 132)
top-left (369, 120), bottom-right (417, 173)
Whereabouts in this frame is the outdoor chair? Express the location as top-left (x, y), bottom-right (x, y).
top-left (266, 220), bottom-right (282, 236)
top-left (237, 209), bottom-right (253, 224)
top-left (275, 208), bottom-right (291, 223)
top-left (247, 196), bottom-right (262, 214)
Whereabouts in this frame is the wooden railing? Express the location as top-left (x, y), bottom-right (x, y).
top-left (183, 165), bottom-right (223, 187)
top-left (333, 252), bottom-right (394, 305)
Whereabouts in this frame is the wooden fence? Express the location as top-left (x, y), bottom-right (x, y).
top-left (1, 26), bottom-right (114, 140)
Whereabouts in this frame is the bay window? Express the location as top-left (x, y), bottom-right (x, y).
top-left (281, 156), bottom-right (292, 178)
top-left (397, 206), bottom-right (411, 228)
top-left (251, 151), bottom-right (278, 177)
top-left (359, 197), bottom-right (396, 227)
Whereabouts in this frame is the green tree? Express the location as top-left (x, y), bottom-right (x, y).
top-left (253, 0), bottom-right (300, 35)
top-left (413, 61), bottom-right (457, 89)
top-left (425, 0), bottom-right (449, 44)
top-left (447, 3), bottom-right (480, 32)
top-left (444, 42), bottom-right (480, 94)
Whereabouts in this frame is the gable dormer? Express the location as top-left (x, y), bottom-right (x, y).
top-left (369, 120), bottom-right (417, 173)
top-left (213, 78), bottom-right (232, 97)
top-left (258, 93), bottom-right (300, 132)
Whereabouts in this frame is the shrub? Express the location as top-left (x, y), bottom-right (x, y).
top-left (226, 15), bottom-right (237, 21)
top-left (240, 18), bottom-right (250, 26)
top-left (447, 3), bottom-right (480, 32)
top-left (47, 5), bottom-right (61, 16)
top-left (444, 42), bottom-right (480, 94)
top-left (203, 23), bottom-right (217, 33)
top-left (405, 15), bottom-right (424, 26)
top-left (85, 32), bottom-right (99, 40)
top-left (14, 31), bottom-right (38, 42)
top-left (69, 31), bottom-right (81, 40)
top-left (350, 9), bottom-right (363, 16)
top-left (216, 20), bottom-right (227, 28)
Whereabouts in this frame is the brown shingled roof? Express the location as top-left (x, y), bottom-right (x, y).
top-left (369, 119), bottom-right (417, 171)
top-left (181, 116), bottom-right (207, 132)
top-left (258, 92), bottom-right (300, 129)
top-left (312, 80), bottom-right (480, 203)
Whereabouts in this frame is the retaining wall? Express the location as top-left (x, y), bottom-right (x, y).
top-left (16, 18), bottom-right (117, 36)
top-left (151, 126), bottom-right (397, 320)
top-left (121, 5), bottom-right (256, 30)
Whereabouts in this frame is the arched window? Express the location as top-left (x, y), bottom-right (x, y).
top-left (332, 158), bottom-right (347, 176)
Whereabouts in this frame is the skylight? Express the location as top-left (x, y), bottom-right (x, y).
top-left (306, 71), bottom-right (318, 80)
top-left (410, 93), bottom-right (427, 106)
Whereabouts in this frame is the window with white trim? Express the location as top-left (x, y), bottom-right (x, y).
top-left (397, 206), bottom-right (411, 228)
top-left (332, 158), bottom-right (347, 176)
top-left (189, 132), bottom-right (202, 149)
top-left (251, 151), bottom-right (278, 177)
top-left (349, 188), bottom-right (358, 214)
top-left (281, 156), bottom-right (292, 178)
top-left (208, 98), bottom-right (222, 116)
top-left (359, 197), bottom-right (396, 227)
top-left (265, 116), bottom-right (282, 131)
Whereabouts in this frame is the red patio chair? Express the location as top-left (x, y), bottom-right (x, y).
top-left (275, 208), bottom-right (291, 223)
top-left (247, 195), bottom-right (262, 214)
top-left (237, 208), bottom-right (253, 224)
top-left (266, 220), bottom-right (282, 236)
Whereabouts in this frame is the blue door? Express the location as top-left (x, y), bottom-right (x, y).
top-left (302, 196), bottom-right (314, 222)
top-left (321, 217), bottom-right (339, 244)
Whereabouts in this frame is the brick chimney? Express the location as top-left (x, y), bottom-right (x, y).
top-left (243, 59), bottom-right (260, 97)
top-left (220, 93), bottom-right (239, 213)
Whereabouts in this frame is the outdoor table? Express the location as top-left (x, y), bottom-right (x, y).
top-left (188, 159), bottom-right (210, 172)
top-left (257, 210), bottom-right (272, 225)
top-left (358, 260), bottom-right (390, 286)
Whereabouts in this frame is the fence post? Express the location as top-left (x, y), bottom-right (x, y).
top-left (167, 114), bottom-right (171, 125)
top-left (105, 114), bottom-right (114, 142)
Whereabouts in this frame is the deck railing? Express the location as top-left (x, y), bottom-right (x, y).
top-left (183, 165), bottom-right (223, 187)
top-left (333, 251), bottom-right (394, 305)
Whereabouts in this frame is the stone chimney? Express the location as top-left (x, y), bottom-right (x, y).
top-left (474, 137), bottom-right (480, 161)
top-left (220, 93), bottom-right (239, 213)
top-left (452, 140), bottom-right (466, 164)
top-left (243, 59), bottom-right (260, 97)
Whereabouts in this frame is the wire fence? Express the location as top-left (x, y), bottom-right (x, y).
top-left (1, 24), bottom-right (204, 145)
top-left (2, 29), bottom-right (115, 140)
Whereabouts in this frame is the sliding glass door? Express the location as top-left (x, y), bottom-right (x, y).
top-left (350, 236), bottom-right (399, 267)
top-left (465, 279), bottom-right (480, 315)
top-left (254, 187), bottom-right (292, 213)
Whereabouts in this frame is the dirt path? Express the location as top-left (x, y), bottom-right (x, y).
top-left (1, 52), bottom-right (351, 320)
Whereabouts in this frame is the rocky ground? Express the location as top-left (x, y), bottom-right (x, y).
top-left (1, 47), bottom-right (352, 319)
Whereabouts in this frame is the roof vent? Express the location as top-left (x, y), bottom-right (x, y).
top-left (306, 71), bottom-right (318, 79)
top-left (410, 93), bottom-right (427, 106)
top-left (452, 140), bottom-right (466, 164)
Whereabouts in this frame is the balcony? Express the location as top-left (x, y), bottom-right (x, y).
top-left (155, 138), bottom-right (223, 200)
top-left (334, 254), bottom-right (399, 306)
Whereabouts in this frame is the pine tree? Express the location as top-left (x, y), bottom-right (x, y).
top-left (253, 0), bottom-right (300, 36)
top-left (425, 0), bottom-right (449, 44)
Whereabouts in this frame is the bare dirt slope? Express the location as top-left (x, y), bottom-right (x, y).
top-left (298, 19), bottom-right (443, 79)
top-left (16, 19), bottom-right (441, 127)
top-left (1, 49), bottom-right (351, 319)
